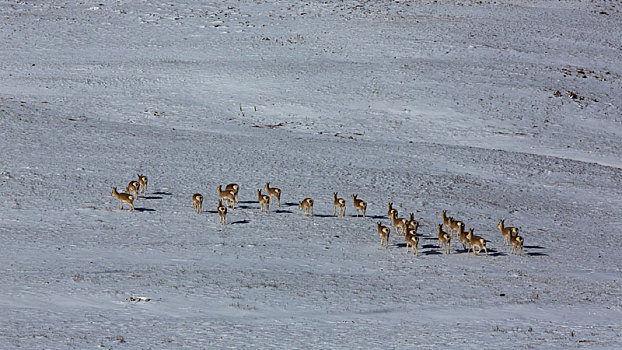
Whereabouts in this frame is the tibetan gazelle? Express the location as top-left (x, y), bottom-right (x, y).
top-left (333, 192), bottom-right (346, 217)
top-left (257, 189), bottom-right (270, 213)
top-left (111, 187), bottom-right (135, 212)
top-left (376, 222), bottom-right (391, 248)
top-left (137, 174), bottom-right (148, 194)
top-left (217, 200), bottom-right (227, 225)
top-left (263, 182), bottom-right (281, 208)
top-left (448, 218), bottom-right (464, 240)
top-left (466, 229), bottom-right (488, 256)
top-left (264, 183), bottom-right (281, 207)
top-left (442, 210), bottom-right (453, 233)
top-left (405, 226), bottom-right (419, 256)
top-left (456, 223), bottom-right (470, 251)
top-left (217, 185), bottom-right (236, 209)
top-left (225, 183), bottom-right (239, 205)
top-left (389, 211), bottom-right (407, 236)
top-left (351, 194), bottom-right (367, 218)
top-left (127, 180), bottom-right (139, 199)
top-left (509, 228), bottom-right (524, 256)
top-left (497, 219), bottom-right (517, 247)
top-left (438, 224), bottom-right (451, 254)
top-left (192, 193), bottom-right (203, 214)
top-left (388, 202), bottom-right (398, 219)
top-left (298, 198), bottom-right (314, 217)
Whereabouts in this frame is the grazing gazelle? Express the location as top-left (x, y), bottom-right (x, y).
top-left (404, 226), bottom-right (419, 256)
top-left (217, 200), bottom-right (227, 225)
top-left (298, 198), bottom-right (314, 217)
top-left (264, 183), bottom-right (281, 207)
top-left (257, 189), bottom-right (270, 213)
top-left (225, 183), bottom-right (239, 204)
top-left (438, 224), bottom-right (451, 254)
top-left (376, 222), bottom-right (391, 248)
top-left (333, 192), bottom-right (346, 217)
top-left (127, 180), bottom-right (139, 199)
top-left (217, 185), bottom-right (236, 209)
top-left (351, 194), bottom-right (367, 217)
top-left (497, 219), bottom-right (517, 247)
top-left (466, 229), bottom-right (488, 256)
top-left (112, 187), bottom-right (135, 212)
top-left (137, 174), bottom-right (148, 194)
top-left (509, 228), bottom-right (524, 256)
top-left (192, 193), bottom-right (203, 214)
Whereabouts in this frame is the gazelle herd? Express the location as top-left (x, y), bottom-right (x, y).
top-left (111, 175), bottom-right (525, 256)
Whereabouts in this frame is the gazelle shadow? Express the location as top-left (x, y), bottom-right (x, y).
top-left (141, 196), bottom-right (163, 200)
top-left (230, 220), bottom-right (250, 225)
top-left (152, 191), bottom-right (172, 196)
top-left (422, 250), bottom-right (442, 256)
top-left (135, 208), bottom-right (155, 212)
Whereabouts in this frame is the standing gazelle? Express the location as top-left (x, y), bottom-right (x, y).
top-left (376, 222), bottom-right (391, 248)
top-left (351, 194), bottom-right (367, 218)
top-left (405, 226), bottom-right (419, 256)
top-left (217, 185), bottom-right (236, 209)
top-left (509, 228), bottom-right (524, 256)
top-left (192, 193), bottom-right (203, 214)
top-left (497, 219), bottom-right (517, 247)
top-left (127, 180), bottom-right (139, 200)
top-left (388, 203), bottom-right (398, 219)
top-left (264, 183), bottom-right (281, 207)
top-left (137, 174), bottom-right (148, 194)
top-left (438, 224), bottom-right (451, 254)
top-left (466, 229), bottom-right (488, 256)
top-left (112, 187), bottom-right (135, 212)
top-left (333, 192), bottom-right (346, 217)
top-left (298, 198), bottom-right (314, 217)
top-left (257, 189), bottom-right (270, 213)
top-left (217, 200), bottom-right (227, 225)
top-left (225, 183), bottom-right (239, 205)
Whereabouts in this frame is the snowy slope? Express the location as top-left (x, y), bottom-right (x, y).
top-left (1, 0), bottom-right (621, 348)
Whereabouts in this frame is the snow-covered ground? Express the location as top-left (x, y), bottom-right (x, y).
top-left (1, 0), bottom-right (621, 348)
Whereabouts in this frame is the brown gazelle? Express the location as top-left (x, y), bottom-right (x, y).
top-left (127, 180), bottom-right (139, 199)
top-left (405, 226), bottom-right (419, 256)
top-left (442, 210), bottom-right (453, 233)
top-left (448, 218), bottom-right (464, 240)
top-left (388, 203), bottom-right (398, 219)
top-left (390, 211), bottom-right (407, 236)
top-left (225, 183), bottom-right (239, 204)
top-left (298, 198), bottom-right (314, 217)
top-left (217, 185), bottom-right (236, 209)
top-left (333, 192), bottom-right (346, 217)
top-left (407, 213), bottom-right (420, 233)
top-left (438, 224), bottom-right (451, 254)
top-left (456, 223), bottom-right (470, 251)
top-left (217, 200), bottom-right (227, 225)
top-left (264, 183), bottom-right (281, 207)
top-left (376, 222), bottom-right (391, 248)
top-left (257, 189), bottom-right (270, 213)
top-left (137, 174), bottom-right (148, 194)
top-left (112, 187), bottom-right (135, 211)
top-left (466, 229), bottom-right (488, 256)
top-left (509, 228), bottom-right (524, 256)
top-left (192, 193), bottom-right (203, 214)
top-left (497, 219), bottom-right (517, 247)
top-left (351, 194), bottom-right (367, 217)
